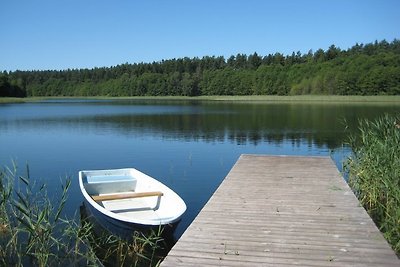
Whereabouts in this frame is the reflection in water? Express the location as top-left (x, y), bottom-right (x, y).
top-left (2, 101), bottom-right (399, 149)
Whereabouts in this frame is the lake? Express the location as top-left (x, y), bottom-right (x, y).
top-left (1, 99), bottom-right (399, 239)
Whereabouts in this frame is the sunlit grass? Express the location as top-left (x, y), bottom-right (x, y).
top-left (0, 97), bottom-right (27, 103)
top-left (345, 114), bottom-right (400, 254)
top-left (197, 95), bottom-right (400, 102)
top-left (2, 95), bottom-right (400, 104)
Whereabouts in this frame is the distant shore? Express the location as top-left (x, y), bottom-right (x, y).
top-left (2, 95), bottom-right (400, 104)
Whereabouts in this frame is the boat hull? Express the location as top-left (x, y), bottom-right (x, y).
top-left (82, 200), bottom-right (180, 241)
top-left (78, 168), bottom-right (186, 241)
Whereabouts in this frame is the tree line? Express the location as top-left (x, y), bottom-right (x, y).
top-left (1, 39), bottom-right (399, 97)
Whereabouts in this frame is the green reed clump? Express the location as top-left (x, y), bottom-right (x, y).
top-left (0, 164), bottom-right (100, 266)
top-left (0, 164), bottom-right (165, 266)
top-left (86, 227), bottom-right (165, 267)
top-left (345, 114), bottom-right (400, 254)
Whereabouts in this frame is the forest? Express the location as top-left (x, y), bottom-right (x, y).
top-left (1, 39), bottom-right (399, 97)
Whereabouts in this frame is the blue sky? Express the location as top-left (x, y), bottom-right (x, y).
top-left (1, 0), bottom-right (399, 71)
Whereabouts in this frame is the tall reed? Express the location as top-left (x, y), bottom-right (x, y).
top-left (0, 164), bottom-right (165, 266)
top-left (345, 114), bottom-right (400, 254)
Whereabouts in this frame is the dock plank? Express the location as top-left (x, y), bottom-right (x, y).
top-left (161, 155), bottom-right (399, 266)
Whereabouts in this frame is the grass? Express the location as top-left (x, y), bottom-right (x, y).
top-left (194, 95), bottom-right (400, 103)
top-left (345, 114), bottom-right (400, 255)
top-left (0, 164), bottom-right (165, 266)
top-left (0, 97), bottom-right (27, 104)
top-left (2, 95), bottom-right (400, 104)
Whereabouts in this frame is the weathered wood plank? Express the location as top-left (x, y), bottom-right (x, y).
top-left (161, 155), bottom-right (399, 266)
top-left (91, 191), bottom-right (163, 201)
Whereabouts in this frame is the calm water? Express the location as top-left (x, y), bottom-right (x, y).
top-left (1, 99), bottom-right (400, 239)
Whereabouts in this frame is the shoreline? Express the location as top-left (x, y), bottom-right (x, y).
top-left (2, 95), bottom-right (400, 104)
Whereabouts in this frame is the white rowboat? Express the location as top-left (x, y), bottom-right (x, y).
top-left (78, 168), bottom-right (186, 230)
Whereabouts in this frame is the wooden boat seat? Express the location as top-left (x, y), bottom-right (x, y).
top-left (91, 191), bottom-right (163, 202)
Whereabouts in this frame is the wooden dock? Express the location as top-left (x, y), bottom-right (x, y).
top-left (161, 155), bottom-right (399, 266)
